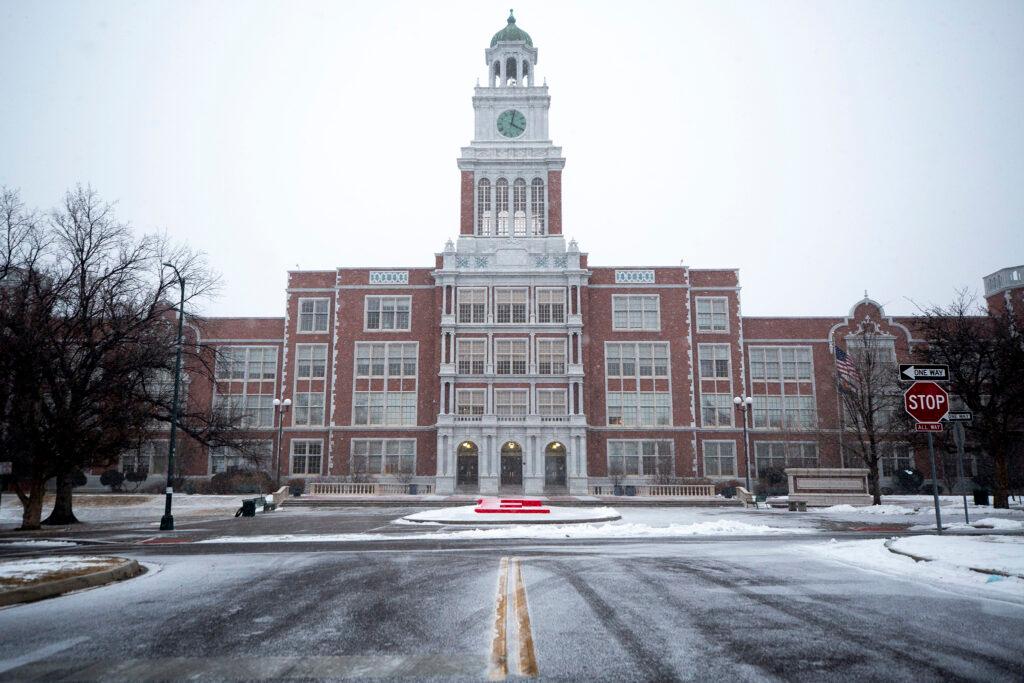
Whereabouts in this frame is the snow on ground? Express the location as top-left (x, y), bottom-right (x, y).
top-left (803, 537), bottom-right (1024, 605)
top-left (811, 495), bottom-right (1024, 527)
top-left (401, 505), bottom-right (621, 524)
top-left (0, 494), bottom-right (247, 526)
top-left (0, 540), bottom-right (78, 548)
top-left (908, 517), bottom-right (1024, 532)
top-left (0, 556), bottom-right (120, 586)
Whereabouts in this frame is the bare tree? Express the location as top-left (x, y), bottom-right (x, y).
top-left (834, 329), bottom-right (914, 504)
top-left (914, 292), bottom-right (1024, 508)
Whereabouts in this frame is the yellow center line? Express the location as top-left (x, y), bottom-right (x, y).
top-left (488, 557), bottom-right (509, 680)
top-left (512, 558), bottom-right (539, 678)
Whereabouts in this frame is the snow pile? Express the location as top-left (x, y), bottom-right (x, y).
top-left (0, 540), bottom-right (78, 548)
top-left (909, 517), bottom-right (1024, 532)
top-left (821, 504), bottom-right (918, 515)
top-left (401, 505), bottom-right (621, 525)
top-left (199, 518), bottom-right (810, 544)
top-left (804, 536), bottom-right (1024, 604)
top-left (0, 556), bottom-right (118, 585)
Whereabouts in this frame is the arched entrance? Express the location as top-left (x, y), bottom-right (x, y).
top-left (500, 441), bottom-right (523, 492)
top-left (456, 441), bottom-right (479, 492)
top-left (545, 442), bottom-right (568, 491)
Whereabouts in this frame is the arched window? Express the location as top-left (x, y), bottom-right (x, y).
top-left (476, 178), bottom-right (492, 236)
top-left (530, 178), bottom-right (545, 235)
top-left (495, 178), bottom-right (509, 236)
top-left (512, 179), bottom-right (527, 236)
top-left (491, 61), bottom-right (500, 87)
top-left (505, 57), bottom-right (518, 86)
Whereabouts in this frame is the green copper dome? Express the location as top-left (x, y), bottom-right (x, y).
top-left (490, 10), bottom-right (532, 46)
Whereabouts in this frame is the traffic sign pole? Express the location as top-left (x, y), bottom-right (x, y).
top-left (953, 422), bottom-right (968, 525)
top-left (927, 432), bottom-right (943, 534)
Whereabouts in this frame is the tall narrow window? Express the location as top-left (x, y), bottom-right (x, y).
top-left (512, 178), bottom-right (527, 236)
top-left (495, 288), bottom-right (527, 324)
top-left (530, 178), bottom-right (545, 235)
top-left (457, 288), bottom-right (486, 323)
top-left (477, 178), bottom-right (493, 236)
top-left (496, 179), bottom-right (509, 236)
top-left (536, 288), bottom-right (566, 323)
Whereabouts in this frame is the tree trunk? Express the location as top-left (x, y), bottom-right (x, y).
top-left (18, 479), bottom-right (48, 531)
top-left (992, 449), bottom-right (1010, 509)
top-left (43, 471), bottom-right (80, 525)
top-left (867, 461), bottom-right (882, 505)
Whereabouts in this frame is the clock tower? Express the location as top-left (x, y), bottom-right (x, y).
top-left (458, 11), bottom-right (565, 237)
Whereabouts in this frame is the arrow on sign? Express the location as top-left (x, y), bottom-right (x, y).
top-left (944, 411), bottom-right (973, 422)
top-left (899, 364), bottom-right (950, 381)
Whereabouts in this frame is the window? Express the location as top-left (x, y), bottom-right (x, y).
top-left (293, 392), bottom-right (325, 426)
top-left (353, 392), bottom-right (417, 425)
top-left (352, 439), bottom-right (415, 476)
top-left (698, 344), bottom-right (731, 379)
top-left (749, 347), bottom-right (813, 381)
top-left (216, 346), bottom-right (277, 381)
top-left (291, 440), bottom-right (322, 475)
top-left (212, 442), bottom-right (272, 474)
top-left (456, 339), bottom-right (486, 375)
top-left (783, 395), bottom-right (817, 429)
top-left (494, 389), bottom-right (528, 416)
top-left (458, 288), bottom-right (486, 323)
top-left (477, 178), bottom-right (493, 235)
top-left (456, 389), bottom-right (485, 415)
top-left (530, 178), bottom-right (545, 235)
top-left (880, 443), bottom-right (913, 477)
top-left (537, 389), bottom-right (567, 416)
top-left (214, 393), bottom-right (275, 428)
top-left (607, 392), bottom-right (671, 427)
top-left (537, 338), bottom-right (567, 374)
top-left (754, 442), bottom-right (819, 475)
top-left (122, 440), bottom-right (168, 477)
top-left (608, 441), bottom-right (673, 477)
top-left (355, 343), bottom-right (417, 378)
top-left (536, 288), bottom-right (566, 324)
top-left (847, 336), bottom-right (897, 365)
top-left (512, 178), bottom-right (527, 236)
top-left (296, 344), bottom-right (328, 379)
top-left (605, 343), bottom-right (670, 378)
top-left (695, 297), bottom-right (728, 332)
top-left (752, 396), bottom-right (783, 428)
top-left (496, 178), bottom-right (509, 236)
top-left (700, 393), bottom-right (733, 427)
top-left (494, 339), bottom-right (528, 375)
top-left (612, 295), bottom-right (660, 331)
top-left (365, 296), bottom-right (411, 331)
top-left (298, 298), bottom-right (330, 332)
top-left (703, 441), bottom-right (737, 477)
top-left (495, 288), bottom-right (527, 324)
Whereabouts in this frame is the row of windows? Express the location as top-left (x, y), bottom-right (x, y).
top-left (455, 388), bottom-right (568, 416)
top-left (355, 342), bottom-right (418, 378)
top-left (216, 346), bottom-right (277, 381)
top-left (703, 392), bottom-right (817, 430)
top-left (456, 338), bottom-right (567, 375)
top-left (458, 287), bottom-right (567, 324)
top-left (476, 177), bottom-right (546, 236)
top-left (606, 343), bottom-right (671, 378)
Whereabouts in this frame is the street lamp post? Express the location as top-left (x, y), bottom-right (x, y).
top-left (733, 395), bottom-right (754, 491)
top-left (272, 398), bottom-right (291, 489)
top-left (160, 263), bottom-right (186, 532)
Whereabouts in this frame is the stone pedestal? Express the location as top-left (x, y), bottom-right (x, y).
top-left (785, 467), bottom-right (872, 507)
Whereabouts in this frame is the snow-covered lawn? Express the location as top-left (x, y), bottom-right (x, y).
top-left (0, 494), bottom-right (245, 526)
top-left (809, 495), bottom-right (1024, 527)
top-left (401, 505), bottom-right (621, 524)
top-left (804, 536), bottom-right (1024, 605)
top-left (0, 556), bottom-right (123, 589)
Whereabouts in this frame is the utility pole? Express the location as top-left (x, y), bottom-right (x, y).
top-left (160, 263), bottom-right (185, 532)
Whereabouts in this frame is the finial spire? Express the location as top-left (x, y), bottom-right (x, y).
top-left (508, 9), bottom-right (515, 24)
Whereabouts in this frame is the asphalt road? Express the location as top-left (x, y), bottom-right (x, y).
top-left (1, 534), bottom-right (1022, 682)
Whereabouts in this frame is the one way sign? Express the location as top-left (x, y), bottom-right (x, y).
top-left (899, 364), bottom-right (949, 382)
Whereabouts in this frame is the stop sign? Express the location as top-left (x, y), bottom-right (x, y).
top-left (903, 381), bottom-right (949, 423)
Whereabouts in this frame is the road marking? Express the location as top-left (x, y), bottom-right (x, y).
top-left (512, 558), bottom-right (538, 678)
top-left (0, 637), bottom-right (90, 674)
top-left (488, 556), bottom-right (509, 680)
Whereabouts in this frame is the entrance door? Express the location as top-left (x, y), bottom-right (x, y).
top-left (456, 442), bottom-right (479, 491)
top-left (544, 442), bottom-right (568, 490)
top-left (500, 441), bottom-right (523, 491)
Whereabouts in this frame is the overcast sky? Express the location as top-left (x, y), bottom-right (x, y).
top-left (1, 0), bottom-right (1021, 318)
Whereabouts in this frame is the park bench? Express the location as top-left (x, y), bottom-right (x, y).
top-left (736, 487), bottom-right (769, 509)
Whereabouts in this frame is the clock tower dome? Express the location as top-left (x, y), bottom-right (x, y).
top-left (458, 11), bottom-right (566, 236)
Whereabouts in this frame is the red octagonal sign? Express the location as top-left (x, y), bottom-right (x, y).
top-left (903, 381), bottom-right (949, 424)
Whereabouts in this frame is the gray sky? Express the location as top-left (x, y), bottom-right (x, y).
top-left (2, 0), bottom-right (1021, 318)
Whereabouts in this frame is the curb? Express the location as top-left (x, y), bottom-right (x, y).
top-left (0, 558), bottom-right (143, 607)
top-left (883, 539), bottom-right (1023, 579)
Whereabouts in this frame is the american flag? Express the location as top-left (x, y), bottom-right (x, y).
top-left (835, 346), bottom-right (859, 388)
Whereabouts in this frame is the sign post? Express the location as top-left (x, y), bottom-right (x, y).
top-left (903, 379), bottom-right (950, 534)
top-left (952, 421), bottom-right (969, 525)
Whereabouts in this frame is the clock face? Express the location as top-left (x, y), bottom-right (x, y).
top-left (497, 109), bottom-right (526, 138)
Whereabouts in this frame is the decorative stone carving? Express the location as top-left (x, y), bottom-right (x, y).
top-left (615, 269), bottom-right (655, 284)
top-left (369, 270), bottom-right (409, 285)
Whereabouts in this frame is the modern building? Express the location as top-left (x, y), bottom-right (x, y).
top-left (123, 15), bottom-right (1022, 496)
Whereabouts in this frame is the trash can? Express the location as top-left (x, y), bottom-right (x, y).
top-left (407, 484), bottom-right (418, 495)
top-left (973, 490), bottom-right (990, 506)
top-left (624, 485), bottom-right (636, 497)
top-left (613, 485), bottom-right (624, 496)
top-left (241, 499), bottom-right (257, 517)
